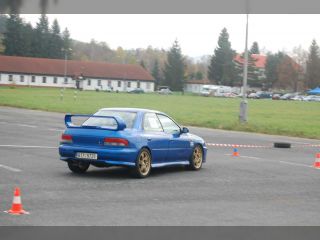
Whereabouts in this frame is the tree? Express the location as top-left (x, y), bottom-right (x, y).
top-left (151, 59), bottom-right (160, 88)
top-left (207, 28), bottom-right (237, 86)
top-left (265, 52), bottom-right (284, 88)
top-left (235, 53), bottom-right (260, 87)
top-left (48, 19), bottom-right (63, 59)
top-left (306, 40), bottom-right (320, 89)
top-left (3, 14), bottom-right (25, 56)
top-left (140, 60), bottom-right (146, 69)
top-left (62, 28), bottom-right (72, 59)
top-left (163, 40), bottom-right (185, 91)
top-left (277, 55), bottom-right (299, 91)
top-left (250, 41), bottom-right (260, 54)
top-left (34, 14), bottom-right (51, 58)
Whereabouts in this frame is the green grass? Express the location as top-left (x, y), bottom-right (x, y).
top-left (0, 86), bottom-right (319, 139)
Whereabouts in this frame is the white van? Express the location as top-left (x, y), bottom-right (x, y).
top-left (201, 85), bottom-right (233, 97)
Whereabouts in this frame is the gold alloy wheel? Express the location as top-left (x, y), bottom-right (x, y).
top-left (138, 150), bottom-right (151, 176)
top-left (193, 146), bottom-right (203, 169)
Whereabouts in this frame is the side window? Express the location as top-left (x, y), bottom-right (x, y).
top-left (157, 114), bottom-right (180, 134)
top-left (143, 113), bottom-right (163, 132)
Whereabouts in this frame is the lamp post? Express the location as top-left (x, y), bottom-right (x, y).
top-left (239, 14), bottom-right (249, 123)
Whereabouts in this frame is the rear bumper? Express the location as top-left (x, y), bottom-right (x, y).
top-left (59, 144), bottom-right (138, 167)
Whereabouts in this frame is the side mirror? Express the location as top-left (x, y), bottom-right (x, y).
top-left (181, 127), bottom-right (189, 134)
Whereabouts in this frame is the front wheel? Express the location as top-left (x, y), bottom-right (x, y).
top-left (68, 161), bottom-right (90, 174)
top-left (187, 145), bottom-right (203, 170)
top-left (131, 148), bottom-right (152, 178)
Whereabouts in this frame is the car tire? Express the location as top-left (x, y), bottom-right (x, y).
top-left (131, 148), bottom-right (152, 178)
top-left (187, 145), bottom-right (203, 170)
top-left (274, 142), bottom-right (291, 148)
top-left (67, 161), bottom-right (90, 174)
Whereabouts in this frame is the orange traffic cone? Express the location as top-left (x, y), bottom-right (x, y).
top-left (232, 146), bottom-right (240, 157)
top-left (313, 153), bottom-right (320, 169)
top-left (4, 187), bottom-right (29, 215)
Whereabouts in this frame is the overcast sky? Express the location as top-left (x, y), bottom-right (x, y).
top-left (20, 14), bottom-right (320, 58)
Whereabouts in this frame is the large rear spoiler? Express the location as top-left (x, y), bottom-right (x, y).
top-left (64, 114), bottom-right (127, 131)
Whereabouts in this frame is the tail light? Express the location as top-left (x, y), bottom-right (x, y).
top-left (61, 134), bottom-right (73, 144)
top-left (104, 138), bottom-right (129, 147)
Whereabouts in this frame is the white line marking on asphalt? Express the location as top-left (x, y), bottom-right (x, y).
top-left (279, 161), bottom-right (313, 168)
top-left (16, 123), bottom-right (37, 128)
top-left (224, 154), bottom-right (261, 160)
top-left (0, 164), bottom-right (22, 172)
top-left (48, 128), bottom-right (64, 132)
top-left (0, 145), bottom-right (57, 149)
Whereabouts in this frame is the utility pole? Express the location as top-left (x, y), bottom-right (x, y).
top-left (239, 14), bottom-right (249, 123)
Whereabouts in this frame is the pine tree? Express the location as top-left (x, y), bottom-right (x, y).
top-left (21, 22), bottom-right (35, 57)
top-left (163, 40), bottom-right (185, 91)
top-left (151, 59), bottom-right (160, 88)
top-left (250, 42), bottom-right (260, 54)
top-left (207, 28), bottom-right (237, 86)
top-left (48, 19), bottom-right (63, 59)
top-left (34, 14), bottom-right (50, 58)
top-left (3, 14), bottom-right (25, 56)
top-left (62, 28), bottom-right (72, 59)
top-left (306, 40), bottom-right (320, 89)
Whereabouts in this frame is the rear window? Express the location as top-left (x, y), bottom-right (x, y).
top-left (83, 110), bottom-right (137, 129)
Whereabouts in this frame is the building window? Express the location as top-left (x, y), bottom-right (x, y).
top-left (20, 75), bottom-right (24, 82)
top-left (98, 80), bottom-right (101, 86)
top-left (42, 76), bottom-right (46, 83)
top-left (137, 81), bottom-right (140, 88)
top-left (146, 82), bottom-right (151, 89)
top-left (9, 75), bottom-right (13, 82)
top-left (118, 81), bottom-right (121, 87)
top-left (53, 77), bottom-right (58, 84)
top-left (127, 81), bottom-right (131, 88)
top-left (64, 77), bottom-right (68, 84)
top-left (31, 76), bottom-right (35, 82)
top-left (108, 80), bottom-right (111, 87)
top-left (87, 79), bottom-right (91, 86)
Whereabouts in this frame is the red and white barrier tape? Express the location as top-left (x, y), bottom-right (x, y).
top-left (206, 143), bottom-right (320, 148)
top-left (206, 143), bottom-right (271, 148)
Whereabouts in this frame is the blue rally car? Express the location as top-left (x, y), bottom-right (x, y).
top-left (59, 108), bottom-right (207, 178)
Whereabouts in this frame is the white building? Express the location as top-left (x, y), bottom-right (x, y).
top-left (0, 55), bottom-right (155, 92)
top-left (184, 79), bottom-right (211, 93)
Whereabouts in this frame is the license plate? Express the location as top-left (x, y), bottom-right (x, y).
top-left (75, 152), bottom-right (98, 160)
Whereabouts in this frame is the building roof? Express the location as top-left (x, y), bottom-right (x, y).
top-left (0, 55), bottom-right (154, 81)
top-left (234, 54), bottom-right (267, 68)
top-left (185, 79), bottom-right (211, 84)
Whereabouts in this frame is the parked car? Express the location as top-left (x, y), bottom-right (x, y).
top-left (247, 92), bottom-right (257, 99)
top-left (291, 95), bottom-right (304, 101)
top-left (128, 88), bottom-right (144, 94)
top-left (280, 92), bottom-right (299, 100)
top-left (255, 91), bottom-right (272, 99)
top-left (158, 88), bottom-right (172, 95)
top-left (59, 108), bottom-right (207, 178)
top-left (272, 94), bottom-right (282, 100)
top-left (303, 95), bottom-right (320, 102)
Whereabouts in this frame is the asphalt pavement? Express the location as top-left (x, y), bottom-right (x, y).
top-left (0, 106), bottom-right (319, 226)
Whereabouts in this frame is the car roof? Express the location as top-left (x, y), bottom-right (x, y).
top-left (99, 107), bottom-right (166, 115)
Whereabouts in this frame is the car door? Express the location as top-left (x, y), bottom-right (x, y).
top-left (141, 113), bottom-right (170, 164)
top-left (157, 114), bottom-right (191, 162)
